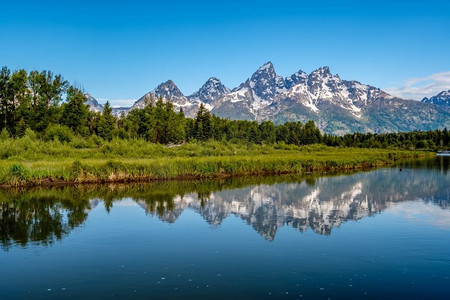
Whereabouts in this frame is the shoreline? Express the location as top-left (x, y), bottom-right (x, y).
top-left (0, 150), bottom-right (430, 188)
top-left (0, 165), bottom-right (378, 188)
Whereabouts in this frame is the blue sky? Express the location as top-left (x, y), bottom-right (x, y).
top-left (2, 0), bottom-right (450, 106)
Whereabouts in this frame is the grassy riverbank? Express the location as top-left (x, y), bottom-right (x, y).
top-left (0, 137), bottom-right (430, 186)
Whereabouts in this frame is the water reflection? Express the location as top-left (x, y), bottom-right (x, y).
top-left (0, 158), bottom-right (448, 248)
top-left (0, 191), bottom-right (91, 250)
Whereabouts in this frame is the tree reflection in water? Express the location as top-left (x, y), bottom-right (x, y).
top-left (0, 157), bottom-right (448, 249)
top-left (0, 192), bottom-right (90, 250)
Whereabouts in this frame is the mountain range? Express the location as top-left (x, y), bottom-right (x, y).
top-left (422, 90), bottom-right (450, 112)
top-left (87, 62), bottom-right (450, 134)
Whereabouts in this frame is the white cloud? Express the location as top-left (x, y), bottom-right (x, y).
top-left (385, 71), bottom-right (450, 100)
top-left (98, 98), bottom-right (136, 108)
top-left (115, 198), bottom-right (138, 207)
top-left (387, 201), bottom-right (450, 229)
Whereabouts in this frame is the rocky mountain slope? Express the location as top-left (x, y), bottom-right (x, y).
top-left (87, 63), bottom-right (450, 134)
top-left (85, 93), bottom-right (103, 113)
top-left (187, 77), bottom-right (230, 107)
top-left (422, 90), bottom-right (450, 112)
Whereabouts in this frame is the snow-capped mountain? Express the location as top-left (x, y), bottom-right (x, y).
top-left (285, 69), bottom-right (308, 89)
top-left (422, 90), bottom-right (450, 112)
top-left (213, 63), bottom-right (389, 119)
top-left (128, 80), bottom-right (198, 117)
top-left (132, 80), bottom-right (190, 109)
top-left (211, 62), bottom-right (288, 119)
top-left (186, 77), bottom-right (230, 109)
top-left (85, 93), bottom-right (104, 113)
top-left (86, 62), bottom-right (450, 133)
top-left (211, 62), bottom-right (449, 133)
top-left (263, 66), bottom-right (388, 120)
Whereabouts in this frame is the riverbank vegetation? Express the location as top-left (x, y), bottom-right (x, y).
top-left (0, 138), bottom-right (427, 186)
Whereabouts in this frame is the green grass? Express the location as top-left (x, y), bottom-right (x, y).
top-left (0, 136), bottom-right (430, 186)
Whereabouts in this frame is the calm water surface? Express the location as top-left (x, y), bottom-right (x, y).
top-left (0, 157), bottom-right (449, 299)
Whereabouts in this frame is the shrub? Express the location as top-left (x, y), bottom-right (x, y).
top-left (23, 128), bottom-right (37, 141)
top-left (0, 129), bottom-right (9, 141)
top-left (88, 135), bottom-right (103, 147)
top-left (415, 140), bottom-right (428, 149)
top-left (44, 124), bottom-right (74, 143)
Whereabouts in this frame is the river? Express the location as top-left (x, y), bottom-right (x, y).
top-left (0, 157), bottom-right (449, 299)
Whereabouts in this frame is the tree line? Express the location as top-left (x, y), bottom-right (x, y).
top-left (1, 66), bottom-right (449, 150)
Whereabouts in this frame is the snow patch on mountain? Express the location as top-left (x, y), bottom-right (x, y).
top-left (85, 93), bottom-right (103, 113)
top-left (422, 89), bottom-right (450, 111)
top-left (133, 80), bottom-right (189, 110)
top-left (187, 77), bottom-right (230, 106)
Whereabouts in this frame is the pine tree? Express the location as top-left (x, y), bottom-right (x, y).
top-left (8, 69), bottom-right (28, 136)
top-left (303, 120), bottom-right (321, 144)
top-left (249, 121), bottom-right (260, 144)
top-left (61, 87), bottom-right (89, 134)
top-left (0, 66), bottom-right (11, 132)
top-left (97, 101), bottom-right (116, 141)
top-left (258, 121), bottom-right (276, 144)
top-left (194, 104), bottom-right (212, 141)
top-left (202, 109), bottom-right (212, 140)
top-left (164, 101), bottom-right (185, 144)
top-left (443, 128), bottom-right (450, 147)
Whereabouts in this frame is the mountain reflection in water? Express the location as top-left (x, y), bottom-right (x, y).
top-left (0, 157), bottom-right (448, 249)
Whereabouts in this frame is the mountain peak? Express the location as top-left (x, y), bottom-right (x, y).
top-left (159, 79), bottom-right (176, 87)
top-left (207, 77), bottom-right (220, 83)
top-left (243, 61), bottom-right (285, 106)
top-left (131, 79), bottom-right (187, 110)
top-left (187, 77), bottom-right (230, 105)
top-left (421, 89), bottom-right (450, 112)
top-left (310, 66), bottom-right (332, 77)
top-left (251, 61), bottom-right (278, 81)
top-left (257, 61), bottom-right (274, 71)
top-left (84, 93), bottom-right (104, 113)
top-left (285, 69), bottom-right (308, 89)
top-left (439, 90), bottom-right (450, 97)
top-left (153, 80), bottom-right (182, 94)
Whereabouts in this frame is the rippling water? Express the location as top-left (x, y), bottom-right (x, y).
top-left (0, 157), bottom-right (449, 299)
